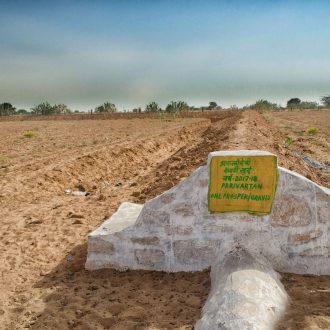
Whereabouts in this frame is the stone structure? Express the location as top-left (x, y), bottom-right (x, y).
top-left (86, 150), bottom-right (330, 329)
top-left (195, 247), bottom-right (288, 329)
top-left (86, 150), bottom-right (330, 275)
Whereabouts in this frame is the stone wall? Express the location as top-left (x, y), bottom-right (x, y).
top-left (86, 153), bottom-right (330, 275)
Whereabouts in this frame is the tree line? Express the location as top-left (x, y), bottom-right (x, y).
top-left (0, 102), bottom-right (72, 116)
top-left (249, 96), bottom-right (330, 111)
top-left (1, 96), bottom-right (329, 116)
top-left (0, 100), bottom-right (221, 116)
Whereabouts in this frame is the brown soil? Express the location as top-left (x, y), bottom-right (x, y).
top-left (0, 110), bottom-right (329, 329)
top-left (264, 110), bottom-right (330, 188)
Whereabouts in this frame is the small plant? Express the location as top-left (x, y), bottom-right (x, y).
top-left (23, 130), bottom-right (35, 138)
top-left (159, 112), bottom-right (165, 120)
top-left (306, 127), bottom-right (319, 135)
top-left (172, 111), bottom-right (179, 119)
top-left (283, 136), bottom-right (293, 148)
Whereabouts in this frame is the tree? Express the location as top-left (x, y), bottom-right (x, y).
top-left (31, 102), bottom-right (72, 115)
top-left (250, 99), bottom-right (278, 111)
top-left (95, 102), bottom-right (117, 113)
top-left (321, 95), bottom-right (330, 108)
top-left (53, 104), bottom-right (72, 114)
top-left (208, 101), bottom-right (218, 110)
top-left (0, 102), bottom-right (16, 116)
top-left (287, 98), bottom-right (301, 109)
top-left (17, 109), bottom-right (29, 115)
top-left (299, 101), bottom-right (319, 109)
top-left (31, 102), bottom-right (54, 115)
top-left (165, 101), bottom-right (189, 113)
top-left (145, 102), bottom-right (160, 113)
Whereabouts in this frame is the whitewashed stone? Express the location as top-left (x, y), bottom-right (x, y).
top-left (270, 194), bottom-right (313, 227)
top-left (173, 239), bottom-right (221, 268)
top-left (86, 151), bottom-right (330, 275)
top-left (130, 236), bottom-right (160, 245)
top-left (85, 202), bottom-right (143, 271)
top-left (135, 249), bottom-right (165, 268)
top-left (88, 238), bottom-right (115, 253)
top-left (195, 248), bottom-right (288, 330)
top-left (319, 207), bottom-right (330, 223)
top-left (316, 192), bottom-right (330, 223)
top-left (299, 246), bottom-right (330, 257)
top-left (165, 225), bottom-right (194, 235)
top-left (93, 202), bottom-right (143, 235)
top-left (290, 230), bottom-right (323, 245)
top-left (136, 208), bottom-right (170, 228)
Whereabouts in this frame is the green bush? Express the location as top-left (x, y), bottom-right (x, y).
top-left (250, 99), bottom-right (279, 112)
top-left (95, 102), bottom-right (117, 113)
top-left (306, 127), bottom-right (319, 135)
top-left (145, 102), bottom-right (161, 113)
top-left (23, 130), bottom-right (35, 138)
top-left (283, 136), bottom-right (293, 148)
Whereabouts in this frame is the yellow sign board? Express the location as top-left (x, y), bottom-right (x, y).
top-left (208, 155), bottom-right (277, 215)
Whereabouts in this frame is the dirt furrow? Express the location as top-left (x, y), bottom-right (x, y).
top-left (133, 111), bottom-right (243, 202)
top-left (0, 117), bottom-right (215, 329)
top-left (1, 111), bottom-right (329, 330)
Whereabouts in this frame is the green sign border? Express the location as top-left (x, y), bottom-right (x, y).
top-left (207, 155), bottom-right (278, 215)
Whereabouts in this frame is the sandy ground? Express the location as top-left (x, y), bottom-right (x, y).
top-left (0, 110), bottom-right (329, 329)
top-left (264, 110), bottom-right (330, 187)
top-left (230, 110), bottom-right (330, 330)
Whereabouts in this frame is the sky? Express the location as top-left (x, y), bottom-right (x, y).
top-left (0, 0), bottom-right (329, 111)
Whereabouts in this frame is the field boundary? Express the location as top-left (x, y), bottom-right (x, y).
top-left (0, 110), bottom-right (240, 122)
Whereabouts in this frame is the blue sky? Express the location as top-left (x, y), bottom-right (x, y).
top-left (0, 0), bottom-right (329, 110)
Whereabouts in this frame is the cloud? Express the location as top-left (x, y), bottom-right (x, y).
top-left (1, 1), bottom-right (330, 109)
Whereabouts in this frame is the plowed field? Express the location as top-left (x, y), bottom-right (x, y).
top-left (0, 110), bottom-right (329, 329)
